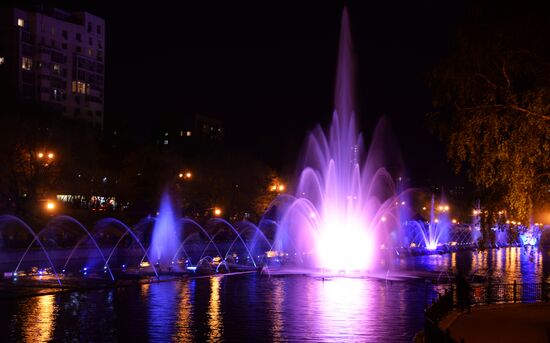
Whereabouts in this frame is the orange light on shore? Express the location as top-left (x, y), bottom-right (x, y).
top-left (45, 201), bottom-right (55, 211)
top-left (214, 207), bottom-right (222, 216)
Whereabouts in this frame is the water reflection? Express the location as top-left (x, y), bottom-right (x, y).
top-left (208, 276), bottom-right (224, 342)
top-left (148, 282), bottom-right (180, 341)
top-left (174, 280), bottom-right (194, 342)
top-left (316, 278), bottom-right (374, 342)
top-left (15, 294), bottom-right (56, 342)
top-left (269, 278), bottom-right (285, 342)
top-left (3, 247), bottom-right (550, 343)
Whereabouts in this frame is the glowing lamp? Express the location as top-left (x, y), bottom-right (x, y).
top-left (46, 201), bottom-right (55, 211)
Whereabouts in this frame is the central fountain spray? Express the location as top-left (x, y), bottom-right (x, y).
top-left (272, 9), bottom-right (401, 272)
top-left (150, 193), bottom-right (180, 269)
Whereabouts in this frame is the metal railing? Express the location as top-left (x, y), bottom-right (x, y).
top-left (471, 281), bottom-right (548, 305)
top-left (425, 281), bottom-right (550, 343)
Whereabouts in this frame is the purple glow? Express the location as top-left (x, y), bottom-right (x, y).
top-left (418, 195), bottom-right (450, 251)
top-left (150, 193), bottom-right (180, 268)
top-left (272, 9), bottom-right (401, 272)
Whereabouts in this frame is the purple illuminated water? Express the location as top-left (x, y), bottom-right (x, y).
top-left (273, 9), bottom-right (401, 271)
top-left (418, 195), bottom-right (450, 250)
top-left (150, 193), bottom-right (180, 268)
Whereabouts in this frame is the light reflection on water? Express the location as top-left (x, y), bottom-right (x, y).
top-left (17, 294), bottom-right (56, 343)
top-left (208, 276), bottom-right (223, 342)
top-left (3, 247), bottom-right (549, 342)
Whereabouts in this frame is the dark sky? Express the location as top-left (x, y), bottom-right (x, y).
top-left (14, 1), bottom-right (472, 186)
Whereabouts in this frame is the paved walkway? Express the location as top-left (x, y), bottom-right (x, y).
top-left (440, 302), bottom-right (550, 343)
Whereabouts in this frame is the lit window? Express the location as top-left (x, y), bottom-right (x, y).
top-left (180, 131), bottom-right (184, 136)
top-left (53, 64), bottom-right (60, 74)
top-left (71, 81), bottom-right (88, 94)
top-left (21, 56), bottom-right (32, 70)
top-left (186, 131), bottom-right (192, 137)
top-left (17, 18), bottom-right (24, 27)
top-left (88, 48), bottom-right (93, 56)
top-left (164, 140), bottom-right (169, 145)
top-left (0, 57), bottom-right (4, 65)
top-left (164, 132), bottom-right (169, 136)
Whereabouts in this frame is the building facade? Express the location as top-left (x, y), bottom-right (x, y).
top-left (0, 7), bottom-right (105, 128)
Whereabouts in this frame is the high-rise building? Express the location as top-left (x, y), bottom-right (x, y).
top-left (0, 7), bottom-right (105, 129)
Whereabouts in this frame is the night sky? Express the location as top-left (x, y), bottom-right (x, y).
top-left (12, 1), bottom-right (472, 186)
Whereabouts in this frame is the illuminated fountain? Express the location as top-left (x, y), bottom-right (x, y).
top-left (150, 192), bottom-right (180, 269)
top-left (271, 10), bottom-right (402, 272)
top-left (413, 195), bottom-right (450, 251)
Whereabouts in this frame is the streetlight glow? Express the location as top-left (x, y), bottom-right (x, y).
top-left (37, 152), bottom-right (44, 159)
top-left (46, 201), bottom-right (55, 211)
top-left (214, 207), bottom-right (222, 216)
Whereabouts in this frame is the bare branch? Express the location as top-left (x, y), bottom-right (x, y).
top-left (509, 105), bottom-right (550, 121)
top-left (475, 73), bottom-right (497, 89)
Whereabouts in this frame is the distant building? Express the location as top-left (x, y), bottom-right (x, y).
top-left (156, 114), bottom-right (224, 150)
top-left (0, 7), bottom-right (105, 129)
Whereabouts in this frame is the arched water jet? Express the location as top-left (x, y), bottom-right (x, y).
top-left (171, 218), bottom-right (223, 264)
top-left (0, 215), bottom-right (63, 287)
top-left (102, 218), bottom-right (155, 271)
top-left (39, 216), bottom-right (115, 281)
top-left (95, 218), bottom-right (160, 279)
top-left (209, 218), bottom-right (258, 267)
top-left (223, 224), bottom-right (273, 262)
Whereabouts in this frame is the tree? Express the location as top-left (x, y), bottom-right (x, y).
top-left (0, 108), bottom-right (61, 216)
top-left (179, 150), bottom-right (276, 221)
top-left (428, 2), bottom-right (550, 226)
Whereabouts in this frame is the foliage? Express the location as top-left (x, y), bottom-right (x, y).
top-left (428, 3), bottom-right (550, 224)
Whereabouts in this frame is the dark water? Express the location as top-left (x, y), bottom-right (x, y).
top-left (2, 247), bottom-right (549, 342)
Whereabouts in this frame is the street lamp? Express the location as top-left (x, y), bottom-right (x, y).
top-left (44, 200), bottom-right (56, 213)
top-left (179, 171), bottom-right (192, 180)
top-left (214, 207), bottom-right (222, 216)
top-left (37, 151), bottom-right (55, 166)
